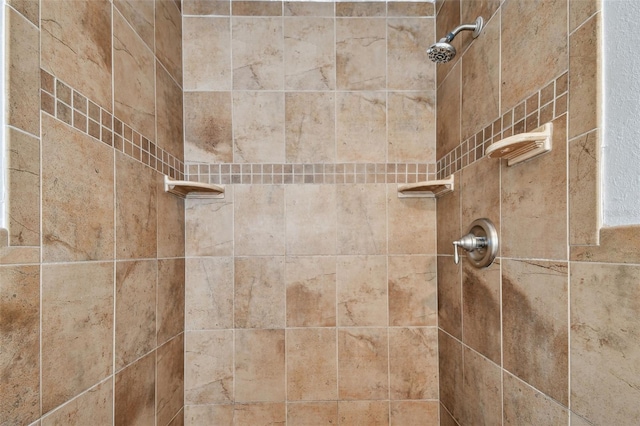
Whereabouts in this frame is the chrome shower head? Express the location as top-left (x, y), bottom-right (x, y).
top-left (427, 16), bottom-right (484, 64)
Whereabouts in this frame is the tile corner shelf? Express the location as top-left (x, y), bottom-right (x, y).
top-left (486, 122), bottom-right (553, 166)
top-left (397, 175), bottom-right (454, 198)
top-left (164, 176), bottom-right (225, 199)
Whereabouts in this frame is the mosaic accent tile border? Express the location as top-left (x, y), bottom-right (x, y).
top-left (40, 69), bottom-right (185, 180)
top-left (437, 72), bottom-right (569, 179)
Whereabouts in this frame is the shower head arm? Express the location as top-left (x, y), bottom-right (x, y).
top-left (442, 17), bottom-right (484, 42)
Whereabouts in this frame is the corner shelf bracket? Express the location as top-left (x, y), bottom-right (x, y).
top-left (397, 175), bottom-right (454, 198)
top-left (486, 122), bottom-right (553, 166)
top-left (164, 176), bottom-right (225, 199)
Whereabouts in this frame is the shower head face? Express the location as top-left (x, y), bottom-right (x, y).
top-left (427, 42), bottom-right (456, 64)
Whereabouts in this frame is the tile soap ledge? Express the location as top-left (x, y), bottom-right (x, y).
top-left (486, 122), bottom-right (553, 166)
top-left (397, 175), bottom-right (454, 198)
top-left (164, 176), bottom-right (225, 199)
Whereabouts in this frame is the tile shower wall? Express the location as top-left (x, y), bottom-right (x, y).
top-left (1, 0), bottom-right (185, 425)
top-left (436, 0), bottom-right (640, 425)
top-left (182, 1), bottom-right (440, 424)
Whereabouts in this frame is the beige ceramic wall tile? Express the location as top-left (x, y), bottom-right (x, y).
top-left (437, 256), bottom-right (462, 339)
top-left (157, 175), bottom-right (186, 258)
top-left (571, 225), bottom-right (640, 264)
top-left (388, 18), bottom-right (435, 90)
top-left (570, 0), bottom-right (600, 33)
top-left (388, 255), bottom-right (437, 326)
top-left (156, 64), bottom-right (185, 160)
top-left (114, 352), bottom-right (156, 425)
top-left (439, 330), bottom-right (463, 422)
top-left (235, 329), bottom-right (286, 402)
top-left (569, 130), bottom-right (600, 245)
top-left (336, 2), bottom-right (385, 17)
top-left (462, 346), bottom-right (502, 426)
top-left (234, 184), bottom-right (284, 255)
top-left (157, 258), bottom-right (185, 345)
top-left (338, 401), bottom-right (389, 424)
top-left (337, 256), bottom-right (387, 327)
top-left (185, 191), bottom-right (234, 257)
top-left (232, 17), bottom-right (283, 89)
top-left (286, 256), bottom-right (336, 327)
top-left (336, 91), bottom-right (386, 163)
top-left (570, 412), bottom-right (594, 426)
top-left (284, 17), bottom-right (335, 90)
top-left (502, 259), bottom-right (569, 405)
top-left (233, 91), bottom-right (285, 163)
top-left (114, 10), bottom-right (156, 140)
top-left (336, 184), bottom-right (386, 255)
top-left (501, 0), bottom-right (568, 112)
top-left (234, 403), bottom-right (286, 424)
top-left (115, 260), bottom-right (157, 370)
top-left (285, 92), bottom-right (336, 163)
top-left (157, 334), bottom-right (185, 426)
top-left (232, 1), bottom-right (282, 18)
top-left (42, 381), bottom-right (112, 426)
top-left (183, 17), bottom-right (231, 90)
top-left (116, 153), bottom-right (158, 260)
top-left (0, 265), bottom-right (39, 425)
top-left (503, 372), bottom-right (568, 426)
top-left (287, 402), bottom-right (338, 425)
top-left (42, 115), bottom-right (114, 262)
top-left (437, 171), bottom-right (461, 255)
top-left (185, 257), bottom-right (234, 330)
top-left (286, 328), bottom-right (338, 401)
top-left (7, 0), bottom-right (39, 26)
top-left (156, 0), bottom-right (183, 83)
top-left (571, 262), bottom-right (640, 425)
top-left (168, 408), bottom-right (184, 426)
top-left (184, 91), bottom-right (233, 163)
top-left (285, 185), bottom-right (336, 255)
top-left (185, 405), bottom-right (234, 425)
top-left (41, 0), bottom-right (112, 110)
top-left (388, 187), bottom-right (437, 255)
top-left (185, 330), bottom-right (234, 404)
top-left (6, 7), bottom-right (39, 136)
top-left (114, 0), bottom-right (154, 49)
top-left (184, 0), bottom-right (230, 15)
top-left (436, 61), bottom-right (461, 159)
top-left (336, 18), bottom-right (386, 90)
top-left (338, 328), bottom-right (389, 400)
top-left (390, 401), bottom-right (439, 426)
top-left (388, 92), bottom-right (436, 162)
top-left (41, 262), bottom-right (113, 413)
top-left (284, 1), bottom-right (333, 17)
top-left (461, 156), bottom-right (500, 233)
top-left (389, 328), bottom-right (438, 400)
top-left (234, 256), bottom-right (285, 328)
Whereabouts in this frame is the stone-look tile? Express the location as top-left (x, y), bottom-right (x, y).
top-left (336, 2), bottom-right (385, 17)
top-left (6, 128), bottom-right (39, 246)
top-left (437, 256), bottom-right (462, 339)
top-left (570, 412), bottom-right (593, 426)
top-left (115, 260), bottom-right (157, 370)
top-left (501, 116), bottom-right (568, 260)
top-left (41, 262), bottom-right (113, 413)
top-left (338, 328), bottom-right (389, 400)
top-left (186, 257), bottom-right (234, 330)
top-left (439, 330), bottom-right (463, 423)
top-left (437, 171), bottom-right (461, 255)
top-left (234, 257), bottom-right (285, 329)
top-left (234, 403), bottom-right (286, 424)
top-left (156, 64), bottom-right (184, 160)
top-left (0, 242), bottom-right (39, 265)
top-left (113, 10), bottom-right (156, 140)
top-left (235, 329), bottom-right (286, 402)
top-left (336, 184), bottom-right (386, 255)
top-left (459, 0), bottom-right (500, 47)
top-left (286, 185), bottom-right (336, 255)
top-left (114, 0), bottom-right (154, 49)
top-left (184, 17), bottom-right (231, 90)
top-left (185, 405), bottom-right (234, 425)
top-left (390, 2), bottom-right (435, 17)
top-left (503, 372), bottom-right (568, 426)
top-left (6, 7), bottom-right (39, 136)
top-left (284, 17), bottom-right (335, 90)
top-left (336, 92), bottom-right (386, 163)
top-left (184, 91), bottom-right (233, 163)
top-left (157, 175), bottom-right (186, 258)
top-left (388, 18), bottom-right (435, 90)
top-left (232, 17), bottom-right (283, 89)
top-left (389, 328), bottom-right (438, 400)
top-left (388, 92), bottom-right (436, 162)
top-left (571, 263), bottom-right (640, 425)
top-left (156, 0), bottom-right (183, 83)
top-left (388, 255), bottom-right (437, 326)
top-left (569, 130), bottom-right (599, 246)
top-left (41, 0), bottom-right (112, 110)
top-left (287, 402), bottom-right (338, 425)
top-left (184, 0), bottom-right (229, 15)
top-left (285, 92), bottom-right (336, 163)
top-left (42, 115), bottom-right (114, 262)
top-left (503, 260), bottom-right (569, 404)
top-left (337, 256), bottom-right (387, 327)
top-left (286, 257), bottom-right (336, 327)
top-left (234, 184), bottom-right (285, 255)
top-left (287, 328), bottom-right (338, 401)
top-left (233, 91), bottom-right (285, 163)
top-left (501, 0), bottom-right (568, 111)
top-left (338, 401), bottom-right (389, 425)
top-left (435, 0), bottom-right (461, 88)
top-left (571, 225), bottom-right (640, 264)
top-left (157, 258), bottom-right (185, 345)
top-left (461, 156), bottom-right (500, 232)
top-left (388, 186), bottom-right (437, 254)
top-left (232, 1), bottom-right (281, 17)
top-left (42, 381), bottom-right (112, 426)
top-left (461, 11), bottom-right (500, 140)
top-left (116, 153), bottom-right (158, 259)
top-left (569, 13), bottom-right (600, 139)
top-left (440, 405), bottom-right (457, 426)
top-left (7, 0), bottom-right (39, 26)
top-left (336, 18), bottom-right (386, 90)
top-left (0, 265), bottom-right (39, 425)
top-left (157, 334), bottom-right (185, 426)
top-left (390, 401), bottom-right (439, 426)
top-left (570, 0), bottom-right (600, 33)
top-left (185, 330), bottom-right (234, 404)
top-left (168, 408), bottom-right (185, 426)
top-left (285, 1), bottom-right (333, 17)
top-left (115, 352), bottom-right (156, 426)
top-left (436, 61), bottom-right (461, 159)
top-left (462, 260), bottom-right (501, 363)
top-left (462, 346), bottom-right (502, 426)
top-left (185, 190), bottom-right (234, 257)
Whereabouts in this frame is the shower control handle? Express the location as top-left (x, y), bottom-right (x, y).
top-left (453, 234), bottom-right (487, 265)
top-left (452, 218), bottom-right (499, 268)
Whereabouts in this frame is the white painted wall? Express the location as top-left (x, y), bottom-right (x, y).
top-left (603, 0), bottom-right (640, 225)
